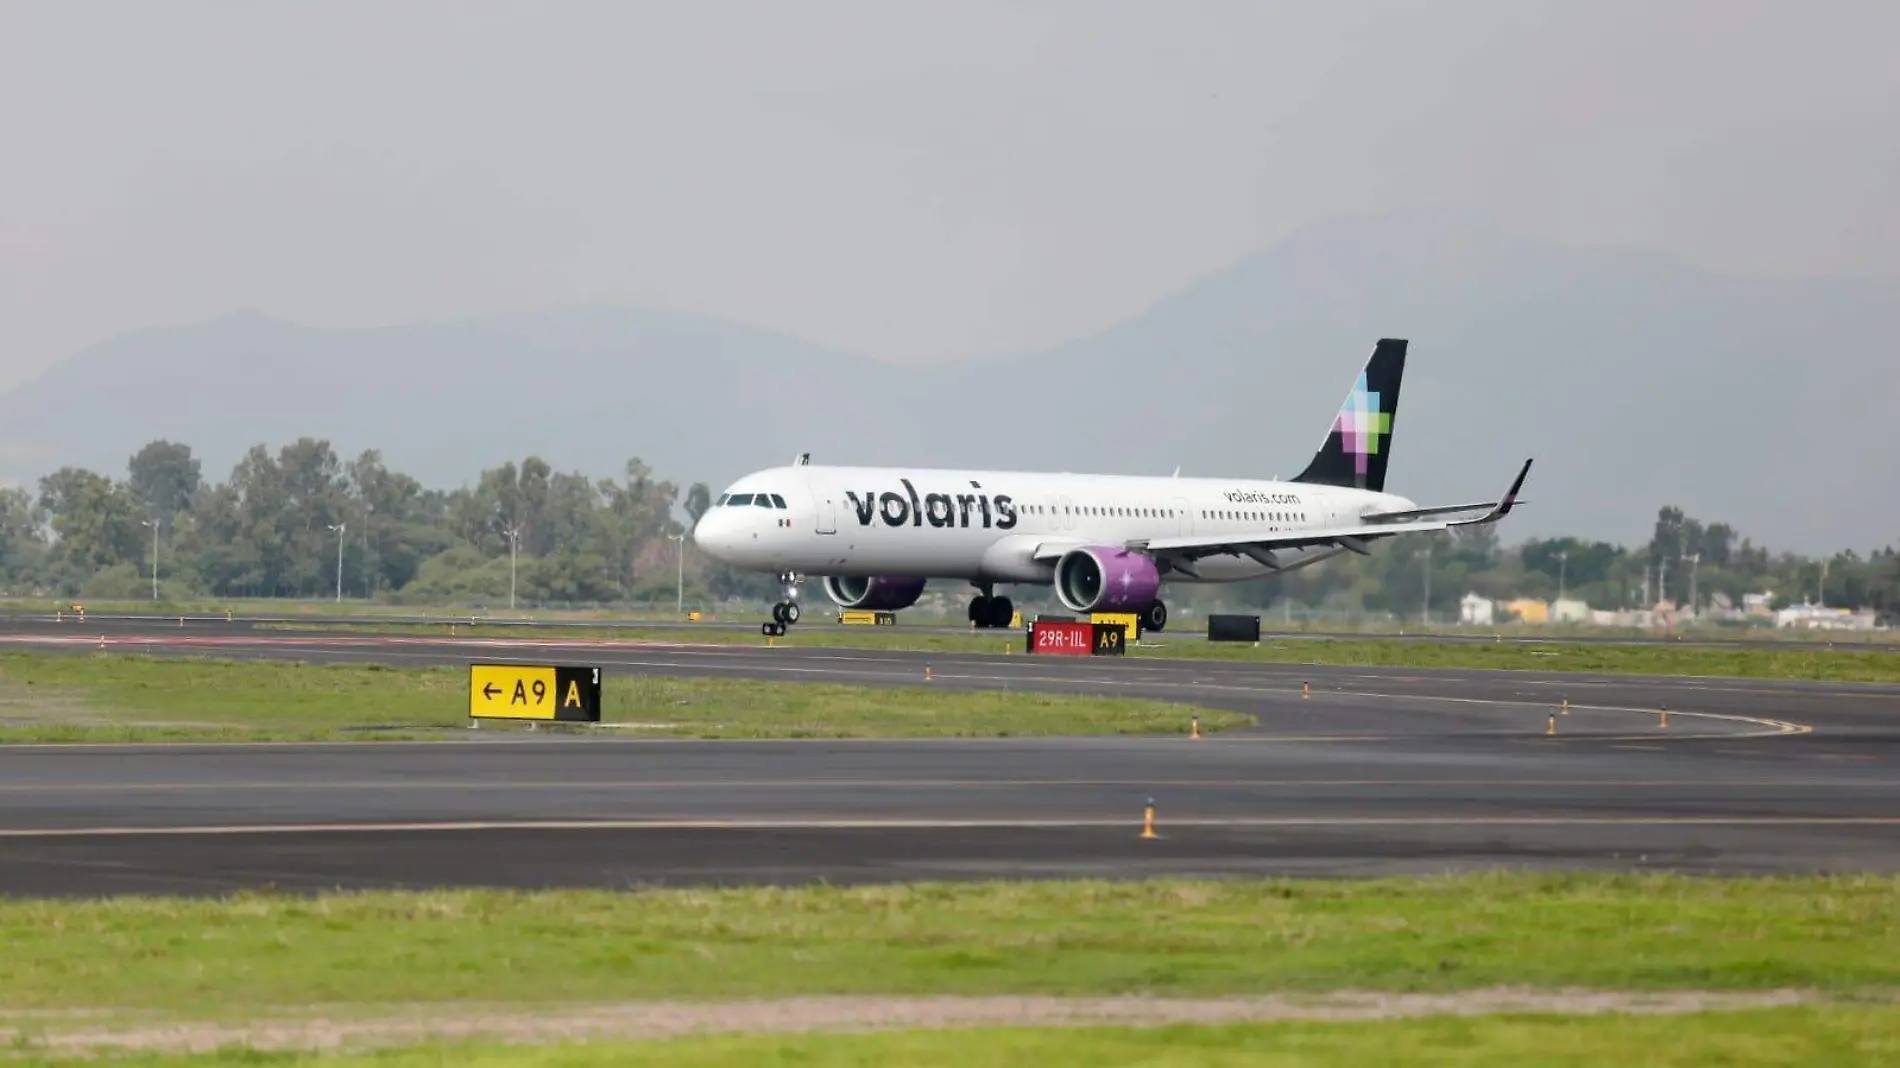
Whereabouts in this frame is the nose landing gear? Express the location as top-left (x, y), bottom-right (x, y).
top-left (764, 572), bottom-right (802, 637)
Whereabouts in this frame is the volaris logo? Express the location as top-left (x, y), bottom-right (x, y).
top-left (1333, 371), bottom-right (1391, 477)
top-left (845, 479), bottom-right (1017, 530)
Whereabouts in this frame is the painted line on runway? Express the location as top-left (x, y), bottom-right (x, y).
top-left (29, 630), bottom-right (1900, 704)
top-left (2, 776), bottom-right (1890, 794)
top-left (3, 815), bottom-right (1899, 838)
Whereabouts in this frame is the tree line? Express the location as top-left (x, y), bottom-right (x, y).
top-left (1229, 506), bottom-right (1900, 623)
top-left (0, 439), bottom-right (1895, 620)
top-left (0, 439), bottom-right (775, 605)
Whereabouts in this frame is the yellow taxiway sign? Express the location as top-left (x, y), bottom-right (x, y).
top-left (468, 663), bottom-right (602, 722)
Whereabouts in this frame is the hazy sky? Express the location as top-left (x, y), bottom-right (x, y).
top-left (3, 0), bottom-right (1895, 390)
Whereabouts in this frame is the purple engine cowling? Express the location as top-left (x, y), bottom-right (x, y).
top-left (822, 575), bottom-right (928, 611)
top-left (1053, 545), bottom-right (1161, 613)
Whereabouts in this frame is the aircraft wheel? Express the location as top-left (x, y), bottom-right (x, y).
top-left (1142, 599), bottom-right (1168, 633)
top-left (761, 621), bottom-right (778, 637)
top-left (782, 602), bottom-right (800, 625)
top-left (968, 595), bottom-right (993, 628)
top-left (987, 595), bottom-right (1014, 628)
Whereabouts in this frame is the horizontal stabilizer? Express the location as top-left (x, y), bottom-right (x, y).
top-left (1360, 498), bottom-right (1532, 523)
top-left (1130, 459), bottom-right (1532, 560)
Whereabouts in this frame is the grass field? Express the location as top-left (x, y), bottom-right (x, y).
top-left (0, 652), bottom-right (1243, 743)
top-left (0, 875), bottom-right (1896, 1062)
top-left (2, 875), bottom-right (1894, 1011)
top-left (254, 619), bottom-right (1900, 682)
top-left (24, 1009), bottom-right (1897, 1067)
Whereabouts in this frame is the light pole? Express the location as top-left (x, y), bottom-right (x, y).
top-left (1555, 549), bottom-right (1568, 603)
top-left (668, 532), bottom-right (685, 614)
top-left (502, 526), bottom-right (520, 610)
top-left (362, 502), bottom-right (374, 600)
top-left (140, 519), bottom-right (159, 600)
top-left (327, 523), bottom-right (345, 602)
top-left (1680, 552), bottom-right (1701, 617)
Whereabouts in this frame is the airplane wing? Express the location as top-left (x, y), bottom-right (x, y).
top-left (1129, 458), bottom-right (1532, 567)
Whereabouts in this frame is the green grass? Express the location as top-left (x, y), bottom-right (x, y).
top-left (0, 652), bottom-right (1245, 743)
top-left (259, 620), bottom-right (1900, 683)
top-left (30, 1009), bottom-right (1900, 1068)
top-left (0, 875), bottom-right (1896, 1015)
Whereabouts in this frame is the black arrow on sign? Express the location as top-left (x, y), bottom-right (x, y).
top-left (482, 682), bottom-right (500, 700)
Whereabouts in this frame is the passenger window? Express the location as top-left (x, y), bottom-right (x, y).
top-left (770, 493), bottom-right (788, 508)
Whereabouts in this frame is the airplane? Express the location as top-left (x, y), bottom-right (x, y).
top-left (691, 338), bottom-right (1532, 636)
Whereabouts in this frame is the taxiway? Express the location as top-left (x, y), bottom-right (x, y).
top-left (0, 618), bottom-right (1895, 896)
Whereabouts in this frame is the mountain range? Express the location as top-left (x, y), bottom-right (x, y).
top-left (2, 211), bottom-right (1894, 554)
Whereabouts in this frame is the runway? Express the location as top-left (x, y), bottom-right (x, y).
top-left (1, 617), bottom-right (1897, 896)
top-left (8, 607), bottom-right (1896, 649)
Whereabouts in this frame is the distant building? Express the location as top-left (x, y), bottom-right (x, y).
top-left (1743, 592), bottom-right (1775, 616)
top-left (1775, 603), bottom-right (1881, 631)
top-left (1504, 598), bottom-right (1549, 624)
top-left (1460, 593), bottom-right (1494, 626)
top-left (1551, 598), bottom-right (1590, 623)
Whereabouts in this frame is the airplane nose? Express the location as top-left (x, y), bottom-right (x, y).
top-left (691, 509), bottom-right (739, 560)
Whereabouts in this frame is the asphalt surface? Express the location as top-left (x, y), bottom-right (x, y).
top-left (1, 616), bottom-right (1897, 896)
top-left (8, 606), bottom-right (1895, 648)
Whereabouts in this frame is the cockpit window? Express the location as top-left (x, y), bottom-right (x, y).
top-left (754, 495), bottom-right (772, 508)
top-left (726, 493), bottom-right (753, 506)
top-left (769, 493), bottom-right (787, 508)
top-left (715, 493), bottom-right (729, 506)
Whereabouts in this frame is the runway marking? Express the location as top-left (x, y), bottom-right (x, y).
top-left (3, 777), bottom-right (1891, 794)
top-left (37, 630), bottom-right (1900, 700)
top-left (4, 816), bottom-right (1899, 838)
top-left (30, 628), bottom-right (1869, 702)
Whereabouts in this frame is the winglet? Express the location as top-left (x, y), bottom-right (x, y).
top-left (1454, 458), bottom-right (1532, 526)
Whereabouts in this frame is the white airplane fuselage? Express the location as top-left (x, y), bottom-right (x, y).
top-left (689, 338), bottom-right (1529, 628)
top-left (692, 463), bottom-right (1416, 589)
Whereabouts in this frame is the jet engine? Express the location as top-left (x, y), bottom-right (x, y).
top-left (1053, 545), bottom-right (1161, 613)
top-left (821, 575), bottom-right (927, 611)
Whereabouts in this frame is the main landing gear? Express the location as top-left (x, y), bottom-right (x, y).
top-left (967, 584), bottom-right (1015, 629)
top-left (763, 572), bottom-right (801, 638)
top-left (1141, 598), bottom-right (1168, 633)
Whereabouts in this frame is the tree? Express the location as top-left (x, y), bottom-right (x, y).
top-left (37, 467), bottom-right (144, 584)
top-left (126, 440), bottom-right (202, 526)
top-left (0, 487), bottom-right (49, 590)
top-left (685, 482), bottom-right (713, 526)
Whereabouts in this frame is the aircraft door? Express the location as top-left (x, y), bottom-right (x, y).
top-left (1173, 497), bottom-right (1193, 536)
top-left (804, 474), bottom-right (837, 534)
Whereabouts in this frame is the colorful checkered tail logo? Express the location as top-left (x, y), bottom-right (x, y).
top-left (1291, 338), bottom-right (1406, 492)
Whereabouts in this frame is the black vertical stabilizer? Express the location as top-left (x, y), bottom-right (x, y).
top-left (1291, 339), bottom-right (1407, 492)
